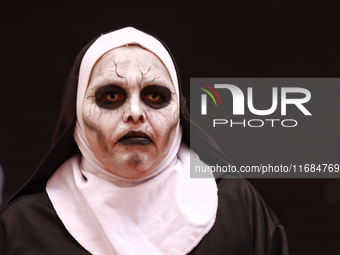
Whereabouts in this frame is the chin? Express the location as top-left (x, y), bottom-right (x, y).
top-left (104, 152), bottom-right (157, 178)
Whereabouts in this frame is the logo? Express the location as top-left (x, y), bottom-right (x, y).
top-left (196, 82), bottom-right (222, 115)
top-left (197, 82), bottom-right (312, 128)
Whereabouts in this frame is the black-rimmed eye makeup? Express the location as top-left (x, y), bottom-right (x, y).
top-left (141, 85), bottom-right (171, 109)
top-left (95, 85), bottom-right (127, 109)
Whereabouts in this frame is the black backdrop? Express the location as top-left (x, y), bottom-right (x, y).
top-left (1, 1), bottom-right (340, 254)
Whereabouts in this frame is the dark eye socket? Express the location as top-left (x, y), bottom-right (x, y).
top-left (141, 85), bottom-right (171, 109)
top-left (95, 85), bottom-right (126, 109)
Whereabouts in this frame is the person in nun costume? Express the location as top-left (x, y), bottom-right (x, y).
top-left (0, 27), bottom-right (288, 255)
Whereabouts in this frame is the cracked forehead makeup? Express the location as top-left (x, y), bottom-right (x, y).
top-left (88, 45), bottom-right (175, 111)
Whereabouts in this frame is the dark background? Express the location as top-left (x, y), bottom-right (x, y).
top-left (1, 1), bottom-right (339, 254)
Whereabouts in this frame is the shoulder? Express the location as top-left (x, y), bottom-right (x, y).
top-left (0, 192), bottom-right (89, 255)
top-left (1, 192), bottom-right (52, 218)
top-left (217, 177), bottom-right (273, 214)
top-left (1, 192), bottom-right (56, 239)
top-left (216, 177), bottom-right (285, 233)
top-left (190, 177), bottom-right (288, 255)
top-left (217, 176), bottom-right (255, 196)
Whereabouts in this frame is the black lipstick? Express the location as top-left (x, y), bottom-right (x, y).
top-left (118, 131), bottom-right (152, 145)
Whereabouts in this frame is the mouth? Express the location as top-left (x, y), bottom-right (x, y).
top-left (118, 131), bottom-right (153, 145)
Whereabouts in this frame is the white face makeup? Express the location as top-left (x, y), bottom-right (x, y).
top-left (82, 45), bottom-right (179, 179)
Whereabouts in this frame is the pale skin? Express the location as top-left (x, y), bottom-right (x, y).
top-left (82, 45), bottom-right (179, 179)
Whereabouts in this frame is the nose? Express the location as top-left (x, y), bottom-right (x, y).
top-left (123, 94), bottom-right (146, 123)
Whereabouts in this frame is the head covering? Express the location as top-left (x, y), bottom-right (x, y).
top-left (9, 27), bottom-right (234, 202)
top-left (7, 27), bottom-right (235, 254)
